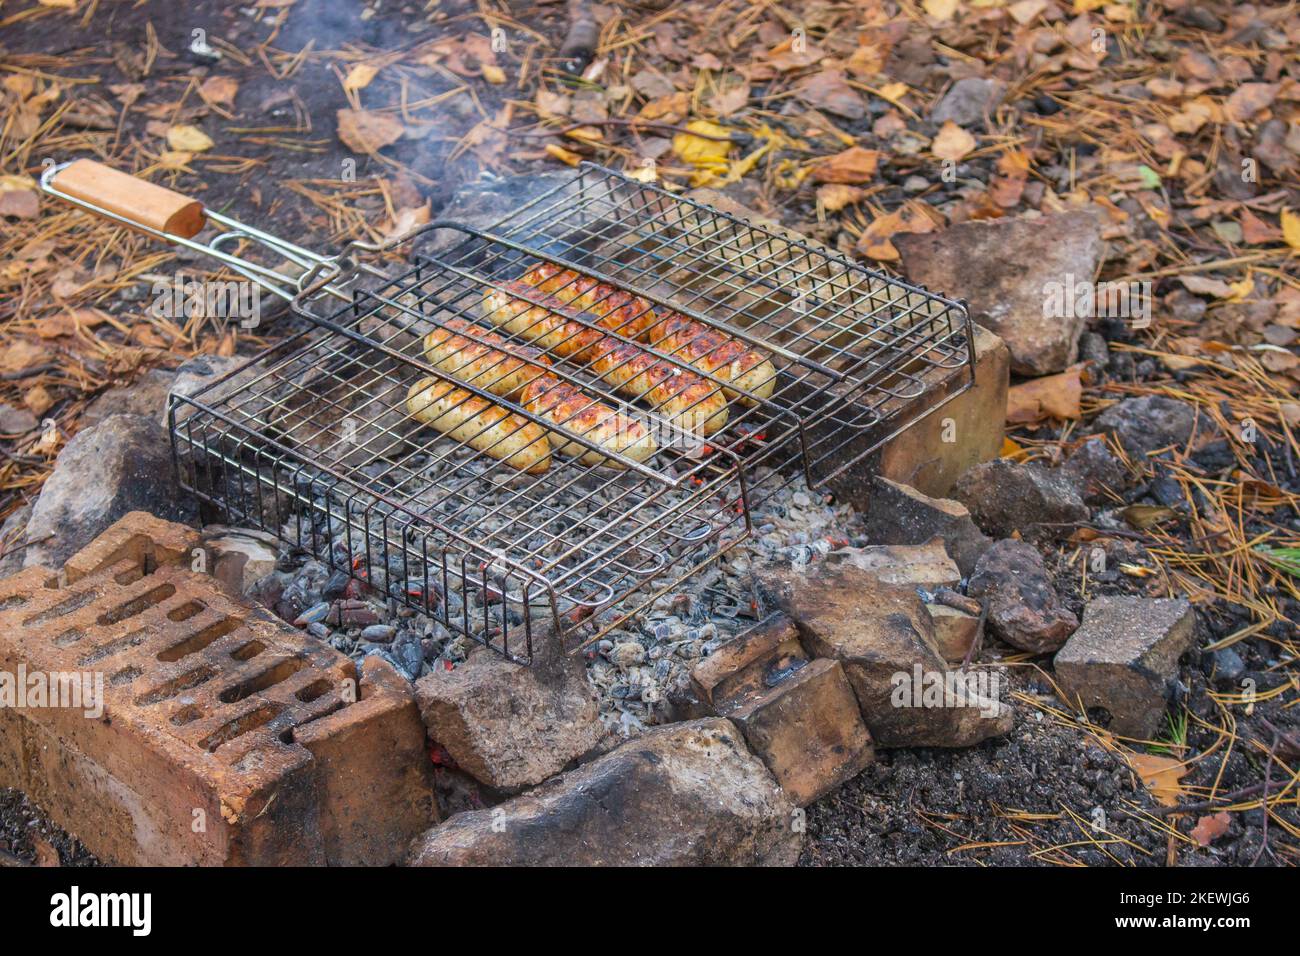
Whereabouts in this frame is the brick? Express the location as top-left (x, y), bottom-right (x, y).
top-left (0, 511), bottom-right (434, 865)
top-left (727, 658), bottom-right (874, 806)
top-left (1053, 596), bottom-right (1197, 739)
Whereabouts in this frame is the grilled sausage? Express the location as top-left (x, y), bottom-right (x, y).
top-left (406, 377), bottom-right (551, 474)
top-left (481, 283), bottom-right (728, 437)
top-left (422, 318), bottom-right (658, 467)
top-left (641, 310), bottom-right (777, 404)
top-left (520, 264), bottom-right (776, 404)
top-left (423, 317), bottom-right (552, 401)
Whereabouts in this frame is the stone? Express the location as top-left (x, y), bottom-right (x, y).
top-left (22, 414), bottom-right (196, 571)
top-left (1061, 436), bottom-right (1128, 505)
top-left (953, 458), bottom-right (1088, 539)
top-left (823, 539), bottom-right (962, 591)
top-left (0, 503), bottom-right (32, 577)
top-left (757, 562), bottom-right (1013, 748)
top-left (406, 718), bottom-right (801, 866)
top-left (1053, 596), bottom-right (1197, 738)
top-left (165, 354), bottom-right (249, 427)
top-left (413, 642), bottom-right (604, 791)
top-left (968, 539), bottom-right (1078, 653)
top-left (863, 476), bottom-right (992, 576)
top-left (926, 603), bottom-right (982, 664)
top-left (0, 402), bottom-right (39, 434)
top-left (83, 368), bottom-right (177, 428)
top-left (727, 658), bottom-right (874, 806)
top-left (690, 613), bottom-right (809, 711)
top-left (201, 525), bottom-right (281, 594)
top-left (896, 210), bottom-right (1105, 376)
top-left (930, 77), bottom-right (1006, 127)
top-left (1092, 396), bottom-right (1197, 458)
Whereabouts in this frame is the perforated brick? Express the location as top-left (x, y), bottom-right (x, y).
top-left (0, 512), bottom-right (435, 865)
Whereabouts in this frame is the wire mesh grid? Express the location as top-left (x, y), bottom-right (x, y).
top-left (169, 162), bottom-right (972, 663)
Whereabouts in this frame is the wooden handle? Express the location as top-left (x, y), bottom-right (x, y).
top-left (51, 159), bottom-right (206, 239)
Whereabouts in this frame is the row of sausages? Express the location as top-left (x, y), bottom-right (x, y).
top-left (405, 264), bottom-right (776, 474)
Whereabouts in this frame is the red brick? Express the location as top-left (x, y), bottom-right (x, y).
top-left (0, 511), bottom-right (434, 865)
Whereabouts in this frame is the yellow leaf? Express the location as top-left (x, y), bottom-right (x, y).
top-left (1282, 209), bottom-right (1300, 251)
top-left (672, 120), bottom-right (732, 187)
top-left (545, 143), bottom-right (582, 167)
top-left (343, 63), bottom-right (379, 93)
top-left (166, 125), bottom-right (214, 152)
top-left (923, 0), bottom-right (959, 20)
top-left (1128, 753), bottom-right (1187, 805)
top-left (481, 64), bottom-right (506, 85)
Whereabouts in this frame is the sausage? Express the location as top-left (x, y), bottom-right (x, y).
top-left (481, 283), bottom-right (728, 437)
top-left (641, 310), bottom-right (777, 404)
top-left (422, 317), bottom-right (552, 401)
top-left (520, 264), bottom-right (775, 404)
top-left (405, 377), bottom-right (551, 474)
top-left (422, 318), bottom-right (658, 467)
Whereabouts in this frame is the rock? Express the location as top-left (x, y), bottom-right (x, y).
top-left (1061, 436), bottom-right (1128, 505)
top-left (201, 525), bottom-right (281, 594)
top-left (1206, 647), bottom-right (1245, 684)
top-left (1053, 596), bottom-right (1197, 738)
top-left (414, 642), bottom-right (604, 791)
top-left (930, 77), bottom-right (1006, 127)
top-left (22, 414), bottom-right (195, 570)
top-left (1093, 396), bottom-right (1197, 458)
top-left (757, 562), bottom-right (1013, 748)
top-left (83, 368), bottom-right (177, 428)
top-left (953, 459), bottom-right (1088, 539)
top-left (823, 539), bottom-right (962, 591)
top-left (165, 354), bottom-right (249, 427)
top-left (691, 615), bottom-right (873, 806)
top-left (406, 718), bottom-right (801, 866)
top-left (0, 402), bottom-right (39, 435)
top-left (968, 540), bottom-right (1078, 653)
top-left (0, 503), bottom-right (33, 576)
top-left (864, 476), bottom-right (992, 576)
top-left (895, 210), bottom-right (1105, 376)
top-left (926, 604), bottom-right (983, 664)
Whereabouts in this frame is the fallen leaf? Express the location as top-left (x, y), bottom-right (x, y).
top-left (1190, 811), bottom-right (1232, 847)
top-left (795, 69), bottom-right (866, 121)
top-left (343, 63), bottom-right (379, 93)
top-left (24, 385), bottom-right (53, 416)
top-left (166, 125), bottom-right (214, 152)
top-left (1281, 209), bottom-right (1300, 252)
top-left (1128, 753), bottom-right (1187, 806)
top-left (0, 190), bottom-right (39, 219)
top-left (1240, 208), bottom-right (1281, 245)
top-left (923, 0), bottom-right (959, 21)
top-left (810, 146), bottom-right (880, 184)
top-left (198, 75), bottom-right (239, 107)
top-left (336, 109), bottom-right (405, 153)
top-left (855, 203), bottom-right (935, 261)
top-left (545, 143), bottom-right (582, 166)
top-left (672, 120), bottom-right (732, 186)
top-left (931, 121), bottom-right (976, 162)
top-left (1224, 83), bottom-right (1278, 124)
top-left (817, 183), bottom-right (867, 212)
top-left (1006, 365), bottom-right (1083, 423)
top-left (1121, 504), bottom-right (1177, 529)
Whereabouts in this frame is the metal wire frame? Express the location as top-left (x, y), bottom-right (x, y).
top-left (168, 302), bottom-right (752, 664)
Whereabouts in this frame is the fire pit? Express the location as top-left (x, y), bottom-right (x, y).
top-left (41, 160), bottom-right (973, 666)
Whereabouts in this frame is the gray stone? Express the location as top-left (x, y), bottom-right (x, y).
top-left (896, 210), bottom-right (1105, 376)
top-left (22, 414), bottom-right (196, 570)
top-left (1053, 596), bottom-right (1197, 738)
top-left (930, 77), bottom-right (1006, 127)
top-left (1093, 396), bottom-right (1197, 458)
top-left (83, 368), bottom-right (177, 428)
top-left (406, 718), bottom-right (802, 866)
top-left (968, 540), bottom-right (1078, 653)
top-left (165, 354), bottom-right (251, 427)
top-left (0, 402), bottom-right (38, 435)
top-left (953, 459), bottom-right (1088, 539)
top-left (413, 642), bottom-right (604, 791)
top-left (201, 525), bottom-right (281, 594)
top-left (1061, 436), bottom-right (1128, 505)
top-left (864, 476), bottom-right (992, 576)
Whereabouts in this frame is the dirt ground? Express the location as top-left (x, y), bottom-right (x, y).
top-left (0, 0), bottom-right (1296, 866)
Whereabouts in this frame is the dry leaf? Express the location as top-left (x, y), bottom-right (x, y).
top-left (810, 146), bottom-right (880, 184)
top-left (923, 0), bottom-right (959, 21)
top-left (856, 204), bottom-right (935, 261)
top-left (198, 75), bottom-right (239, 107)
top-left (481, 64), bottom-right (506, 85)
top-left (166, 125), bottom-right (214, 152)
top-left (545, 143), bottom-right (582, 166)
top-left (1128, 753), bottom-right (1187, 806)
top-left (1281, 209), bottom-right (1300, 252)
top-left (1190, 811), bottom-right (1232, 847)
top-left (817, 183), bottom-right (867, 212)
top-left (343, 63), bottom-right (379, 93)
top-left (336, 109), bottom-right (405, 153)
top-left (672, 121), bottom-right (733, 186)
top-left (1224, 83), bottom-right (1278, 124)
top-left (1121, 504), bottom-right (1177, 529)
top-left (931, 121), bottom-right (976, 162)
top-left (0, 190), bottom-right (39, 219)
top-left (795, 70), bottom-right (866, 120)
top-left (1006, 365), bottom-right (1083, 423)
